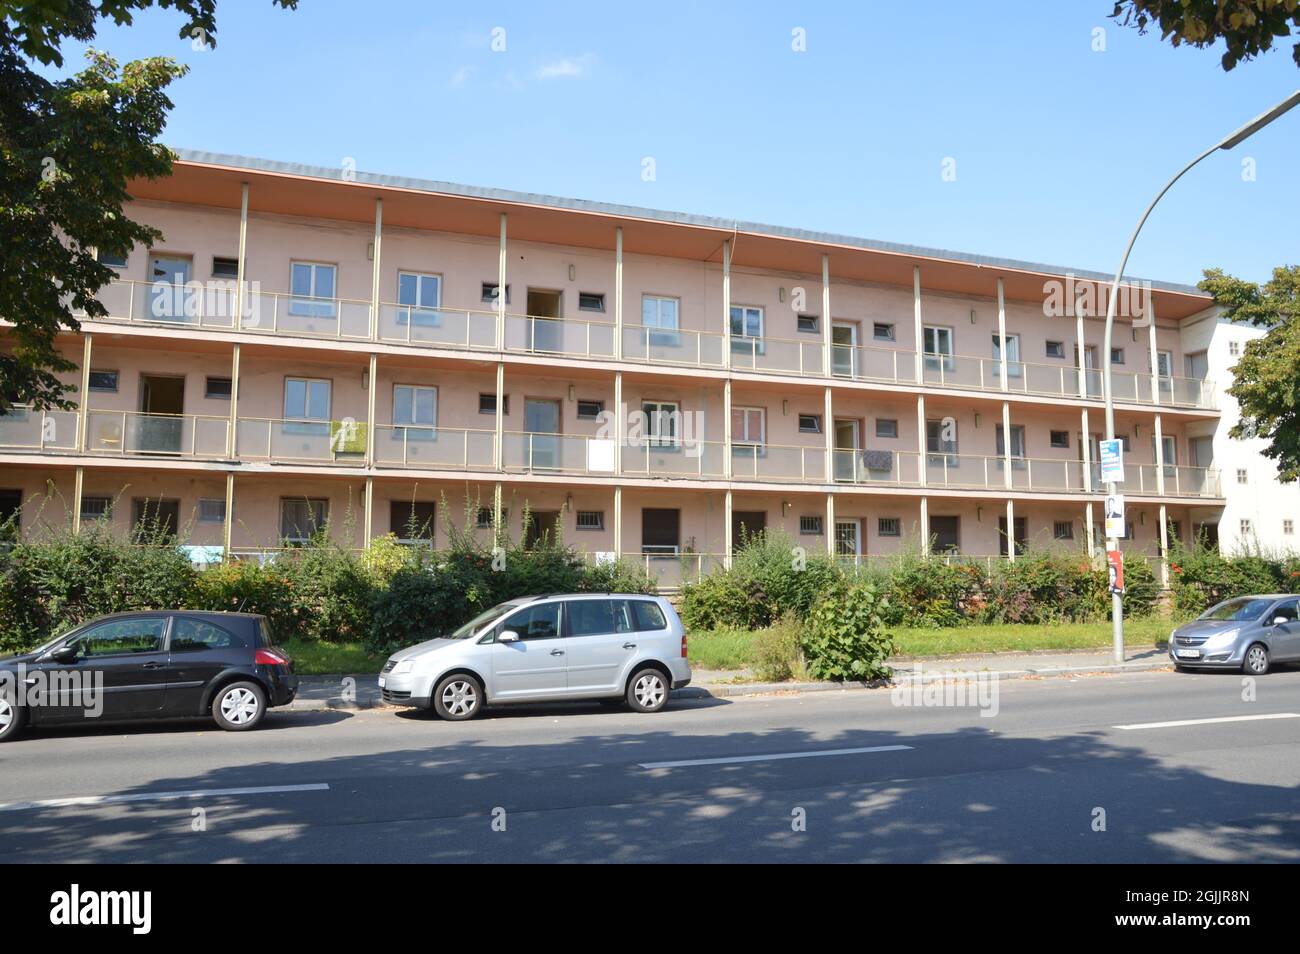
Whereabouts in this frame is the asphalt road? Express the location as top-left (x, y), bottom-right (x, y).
top-left (3, 669), bottom-right (1299, 863)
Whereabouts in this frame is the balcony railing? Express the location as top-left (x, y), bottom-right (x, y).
top-left (85, 410), bottom-right (229, 458)
top-left (0, 407), bottom-right (80, 451)
top-left (372, 425), bottom-right (496, 471)
top-left (68, 281), bottom-right (1218, 409)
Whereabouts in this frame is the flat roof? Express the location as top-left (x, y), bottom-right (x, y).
top-left (128, 148), bottom-right (1214, 320)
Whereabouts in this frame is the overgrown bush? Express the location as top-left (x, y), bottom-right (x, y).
top-left (1168, 542), bottom-right (1286, 615)
top-left (983, 552), bottom-right (1093, 624)
top-left (752, 615), bottom-right (806, 682)
top-left (873, 551), bottom-right (985, 627)
top-left (802, 580), bottom-right (894, 681)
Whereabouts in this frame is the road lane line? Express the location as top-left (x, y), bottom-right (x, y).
top-left (640, 744), bottom-right (914, 769)
top-left (0, 782), bottom-right (330, 812)
top-left (1113, 713), bottom-right (1300, 731)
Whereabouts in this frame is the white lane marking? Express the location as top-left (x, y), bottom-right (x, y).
top-left (0, 783), bottom-right (330, 813)
top-left (640, 744), bottom-right (913, 769)
top-left (1114, 712), bottom-right (1300, 731)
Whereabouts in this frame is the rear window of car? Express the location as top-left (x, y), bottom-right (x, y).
top-left (630, 600), bottom-right (668, 631)
top-left (171, 617), bottom-right (249, 651)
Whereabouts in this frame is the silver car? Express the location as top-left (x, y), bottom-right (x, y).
top-left (378, 593), bottom-right (692, 720)
top-left (1170, 594), bottom-right (1300, 675)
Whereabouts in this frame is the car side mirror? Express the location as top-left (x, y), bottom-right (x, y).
top-left (43, 645), bottom-right (78, 664)
top-left (1272, 616), bottom-right (1289, 627)
top-left (498, 630), bottom-right (520, 643)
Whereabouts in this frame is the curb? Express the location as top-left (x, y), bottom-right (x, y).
top-left (284, 659), bottom-right (1172, 711)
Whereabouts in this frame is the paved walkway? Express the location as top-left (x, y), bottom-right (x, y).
top-left (288, 644), bottom-right (1172, 711)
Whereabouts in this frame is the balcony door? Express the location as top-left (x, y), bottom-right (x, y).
top-left (1075, 344), bottom-right (1101, 398)
top-left (834, 419), bottom-right (859, 482)
top-left (523, 510), bottom-right (561, 550)
top-left (524, 398), bottom-right (562, 470)
top-left (136, 374), bottom-right (185, 454)
top-left (526, 288), bottom-right (564, 353)
top-left (148, 255), bottom-right (192, 322)
top-left (732, 511), bottom-right (766, 551)
top-left (831, 322), bottom-right (858, 377)
top-left (835, 519), bottom-right (862, 560)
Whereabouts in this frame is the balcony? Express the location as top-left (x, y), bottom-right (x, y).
top-left (373, 425), bottom-right (496, 471)
top-left (0, 408), bottom-right (79, 452)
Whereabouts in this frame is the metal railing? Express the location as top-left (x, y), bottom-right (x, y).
top-left (372, 425), bottom-right (496, 471)
top-left (85, 410), bottom-right (229, 458)
top-left (0, 407), bottom-right (80, 452)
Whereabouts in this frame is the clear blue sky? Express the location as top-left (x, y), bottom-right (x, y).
top-left (51, 0), bottom-right (1300, 286)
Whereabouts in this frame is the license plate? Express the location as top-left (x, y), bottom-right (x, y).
top-left (1175, 649), bottom-right (1201, 659)
top-left (378, 676), bottom-right (386, 688)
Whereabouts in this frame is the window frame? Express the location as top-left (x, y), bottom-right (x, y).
top-left (288, 261), bottom-right (338, 318)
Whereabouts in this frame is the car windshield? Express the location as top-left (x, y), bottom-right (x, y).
top-left (450, 603), bottom-right (517, 639)
top-left (1198, 598), bottom-right (1274, 622)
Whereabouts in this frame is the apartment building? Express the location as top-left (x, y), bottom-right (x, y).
top-left (1180, 312), bottom-right (1300, 553)
top-left (0, 150), bottom-right (1226, 587)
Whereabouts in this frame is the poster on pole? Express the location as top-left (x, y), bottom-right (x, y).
top-left (1099, 439), bottom-right (1124, 483)
top-left (1107, 549), bottom-right (1125, 595)
top-left (1105, 494), bottom-right (1126, 538)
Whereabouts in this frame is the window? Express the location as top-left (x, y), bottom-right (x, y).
top-left (797, 315), bottom-right (819, 334)
top-left (205, 376), bottom-right (232, 399)
top-left (999, 516), bottom-right (1028, 556)
top-left (0, 489), bottom-right (20, 542)
top-left (629, 600), bottom-right (668, 631)
top-left (1110, 347), bottom-right (1125, 365)
top-left (280, 498), bottom-right (328, 544)
top-left (390, 501), bottom-right (436, 542)
top-left (96, 249), bottom-right (128, 269)
top-left (1228, 340), bottom-right (1240, 357)
top-left (799, 515), bottom-right (824, 535)
top-left (475, 507), bottom-right (507, 529)
top-left (730, 305), bottom-right (764, 351)
top-left (1155, 435), bottom-right (1177, 475)
top-left (1050, 430), bottom-right (1070, 449)
top-left (566, 599), bottom-right (634, 637)
top-left (70, 617), bottom-right (166, 657)
top-left (641, 507), bottom-right (680, 554)
top-left (1285, 519), bottom-right (1294, 536)
top-left (1156, 350), bottom-right (1173, 378)
top-left (642, 295), bottom-right (680, 344)
top-left (923, 326), bottom-right (955, 370)
top-left (289, 262), bottom-right (337, 317)
top-left (397, 272), bottom-right (442, 326)
top-left (212, 256), bottom-right (239, 279)
top-left (873, 322), bottom-right (895, 342)
top-left (642, 401), bottom-right (680, 446)
top-left (88, 370), bottom-right (118, 392)
top-left (926, 419), bottom-right (958, 465)
top-left (575, 510), bottom-right (604, 531)
top-left (731, 406), bottom-right (765, 446)
top-left (197, 498), bottom-right (226, 523)
top-left (481, 282), bottom-right (511, 305)
top-left (576, 400), bottom-right (604, 420)
top-left (393, 384), bottom-right (437, 435)
top-left (578, 292), bottom-right (605, 313)
top-left (991, 333), bottom-right (1022, 377)
top-left (1045, 340), bottom-right (1065, 359)
top-left (1236, 468), bottom-right (1248, 484)
top-left (80, 496), bottom-right (112, 522)
top-left (501, 602), bottom-right (560, 640)
top-left (1053, 520), bottom-right (1074, 540)
top-left (1240, 519), bottom-right (1252, 536)
top-left (284, 378), bottom-right (330, 421)
top-left (479, 393), bottom-right (509, 415)
top-left (875, 418), bottom-right (898, 439)
top-left (172, 617), bottom-right (246, 651)
top-left (878, 517), bottom-right (901, 537)
top-left (996, 423), bottom-right (1026, 460)
top-left (798, 414), bottom-right (822, 434)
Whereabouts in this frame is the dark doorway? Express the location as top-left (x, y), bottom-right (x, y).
top-left (137, 374), bottom-right (186, 454)
top-left (929, 515), bottom-right (960, 553)
top-left (0, 488), bottom-right (21, 542)
top-left (525, 288), bottom-right (563, 352)
top-left (523, 509), bottom-right (561, 549)
top-left (641, 508), bottom-right (680, 554)
top-left (732, 510), bottom-right (766, 550)
top-left (132, 497), bottom-right (180, 539)
top-left (998, 516), bottom-right (1028, 556)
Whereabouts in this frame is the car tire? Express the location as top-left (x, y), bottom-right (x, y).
top-left (1242, 643), bottom-right (1270, 676)
top-left (626, 667), bottom-right (669, 713)
top-left (0, 696), bottom-right (24, 743)
top-left (211, 681), bottom-right (267, 731)
top-left (432, 674), bottom-right (483, 721)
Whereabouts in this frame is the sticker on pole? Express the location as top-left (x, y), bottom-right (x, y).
top-left (1105, 494), bottom-right (1126, 538)
top-left (1099, 439), bottom-right (1124, 483)
top-left (1107, 549), bottom-right (1125, 595)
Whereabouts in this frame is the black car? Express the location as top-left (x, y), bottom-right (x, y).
top-left (0, 611), bottom-right (298, 741)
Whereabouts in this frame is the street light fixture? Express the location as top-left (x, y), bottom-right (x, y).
top-left (1102, 90), bottom-right (1300, 664)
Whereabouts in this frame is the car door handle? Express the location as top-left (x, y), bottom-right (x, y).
top-left (623, 643), bottom-right (637, 649)
top-left (550, 649), bottom-right (565, 656)
top-left (141, 662), bottom-right (163, 670)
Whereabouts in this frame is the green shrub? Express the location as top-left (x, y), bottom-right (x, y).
top-left (194, 559), bottom-right (296, 639)
top-left (983, 551), bottom-right (1093, 624)
top-left (802, 580), bottom-right (895, 681)
top-left (578, 558), bottom-right (657, 595)
top-left (1168, 542), bottom-right (1284, 615)
top-left (752, 616), bottom-right (806, 682)
top-left (876, 552), bottom-right (985, 627)
top-left (679, 571), bottom-right (763, 631)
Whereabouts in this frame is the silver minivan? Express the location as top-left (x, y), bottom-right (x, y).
top-left (1170, 594), bottom-right (1300, 674)
top-left (378, 594), bottom-right (692, 720)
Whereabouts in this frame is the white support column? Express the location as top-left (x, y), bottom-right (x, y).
top-left (365, 353), bottom-right (378, 467)
top-left (916, 393), bottom-right (927, 487)
top-left (1147, 295), bottom-right (1160, 406)
top-left (996, 277), bottom-right (1008, 390)
top-left (493, 482), bottom-right (503, 550)
top-left (234, 182), bottom-right (248, 330)
top-left (494, 362), bottom-right (505, 471)
top-left (72, 466), bottom-right (84, 534)
top-left (614, 227), bottom-right (624, 360)
top-left (614, 371), bottom-right (624, 476)
top-left (613, 486), bottom-right (622, 559)
top-left (821, 254), bottom-right (832, 375)
top-left (1085, 502), bottom-right (1096, 557)
top-left (1002, 400), bottom-right (1013, 490)
top-left (724, 489), bottom-right (733, 569)
top-left (1075, 288), bottom-right (1087, 399)
top-left (723, 378), bottom-right (733, 479)
top-left (496, 213), bottom-right (507, 350)
top-left (227, 343), bottom-right (241, 458)
top-left (77, 334), bottom-right (92, 452)
top-left (1158, 503), bottom-right (1170, 587)
top-left (1081, 406), bottom-right (1092, 493)
top-left (363, 476), bottom-right (374, 549)
top-left (919, 496), bottom-right (930, 556)
top-left (825, 493), bottom-right (835, 556)
top-left (722, 240), bottom-right (732, 370)
top-left (370, 198), bottom-right (383, 341)
top-left (912, 267), bottom-right (923, 383)
top-left (223, 472), bottom-right (235, 561)
top-left (1154, 412), bottom-right (1166, 495)
top-left (1005, 498), bottom-right (1016, 563)
top-left (823, 386), bottom-right (834, 483)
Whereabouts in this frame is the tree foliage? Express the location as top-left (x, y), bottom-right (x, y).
top-left (1112, 1), bottom-right (1300, 70)
top-left (0, 1), bottom-right (295, 411)
top-left (1201, 265), bottom-right (1300, 481)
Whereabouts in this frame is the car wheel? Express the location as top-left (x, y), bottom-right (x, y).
top-left (626, 667), bottom-right (668, 713)
top-left (212, 681), bottom-right (267, 731)
top-left (1242, 643), bottom-right (1270, 676)
top-left (433, 674), bottom-right (482, 721)
top-left (0, 696), bottom-right (24, 742)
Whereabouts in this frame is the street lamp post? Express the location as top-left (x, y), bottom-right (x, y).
top-left (1103, 90), bottom-right (1300, 664)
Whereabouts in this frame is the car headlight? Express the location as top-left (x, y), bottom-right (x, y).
top-left (392, 660), bottom-right (414, 675)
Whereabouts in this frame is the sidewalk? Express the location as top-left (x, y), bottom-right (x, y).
top-left (286, 644), bottom-right (1172, 711)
